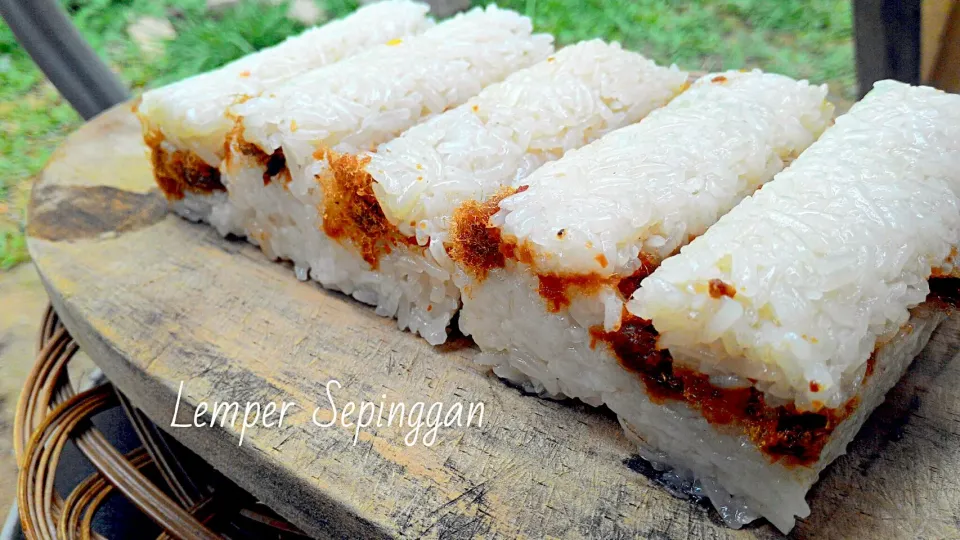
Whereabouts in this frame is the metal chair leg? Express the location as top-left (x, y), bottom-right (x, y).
top-left (0, 0), bottom-right (129, 120)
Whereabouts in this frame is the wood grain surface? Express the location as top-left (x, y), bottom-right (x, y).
top-left (26, 104), bottom-right (960, 539)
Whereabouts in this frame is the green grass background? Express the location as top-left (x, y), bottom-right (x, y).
top-left (0, 0), bottom-right (854, 269)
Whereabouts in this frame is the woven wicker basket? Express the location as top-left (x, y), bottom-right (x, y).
top-left (15, 306), bottom-right (308, 540)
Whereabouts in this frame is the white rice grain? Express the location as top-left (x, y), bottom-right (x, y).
top-left (218, 6), bottom-right (552, 343)
top-left (138, 0), bottom-right (432, 167)
top-left (631, 80), bottom-right (960, 409)
top-left (452, 69), bottom-right (835, 532)
top-left (351, 40), bottom-right (687, 342)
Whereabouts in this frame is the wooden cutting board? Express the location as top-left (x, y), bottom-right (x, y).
top-left (26, 103), bottom-right (960, 539)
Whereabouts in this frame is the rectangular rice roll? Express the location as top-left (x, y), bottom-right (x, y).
top-left (321, 40), bottom-right (687, 344)
top-left (623, 81), bottom-right (960, 530)
top-left (135, 0), bottom-right (433, 228)
top-left (218, 6), bottom-right (552, 319)
top-left (632, 80), bottom-right (960, 409)
top-left (448, 70), bottom-right (833, 531)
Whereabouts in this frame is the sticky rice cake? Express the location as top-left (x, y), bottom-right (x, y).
top-left (620, 81), bottom-right (960, 529)
top-left (136, 0), bottom-right (433, 228)
top-left (448, 70), bottom-right (835, 531)
top-left (316, 40), bottom-right (688, 344)
top-left (217, 5), bottom-right (553, 324)
top-left (451, 69), bottom-right (833, 401)
top-left (136, 2), bottom-right (960, 528)
top-left (633, 81), bottom-right (960, 409)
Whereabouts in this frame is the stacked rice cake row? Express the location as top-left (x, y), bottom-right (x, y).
top-left (453, 78), bottom-right (960, 531)
top-left (138, 2), bottom-right (960, 533)
top-left (136, 0), bottom-right (434, 226)
top-left (218, 13), bottom-right (535, 337)
top-left (320, 39), bottom-right (688, 343)
top-left (222, 17), bottom-right (687, 344)
top-left (626, 82), bottom-right (960, 527)
top-left (449, 69), bottom-right (834, 531)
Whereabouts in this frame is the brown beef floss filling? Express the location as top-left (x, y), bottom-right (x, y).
top-left (225, 120), bottom-right (291, 187)
top-left (143, 129), bottom-right (224, 200)
top-left (447, 188), bottom-right (663, 310)
top-left (590, 310), bottom-right (860, 467)
top-left (318, 151), bottom-right (419, 270)
top-left (594, 277), bottom-right (960, 466)
top-left (446, 185), bottom-right (532, 282)
top-left (446, 191), bottom-right (885, 466)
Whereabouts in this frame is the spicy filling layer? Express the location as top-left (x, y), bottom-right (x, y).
top-left (144, 130), bottom-right (224, 200)
top-left (448, 188), bottom-right (954, 468)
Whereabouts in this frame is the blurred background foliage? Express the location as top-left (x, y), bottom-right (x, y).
top-left (0, 0), bottom-right (854, 270)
